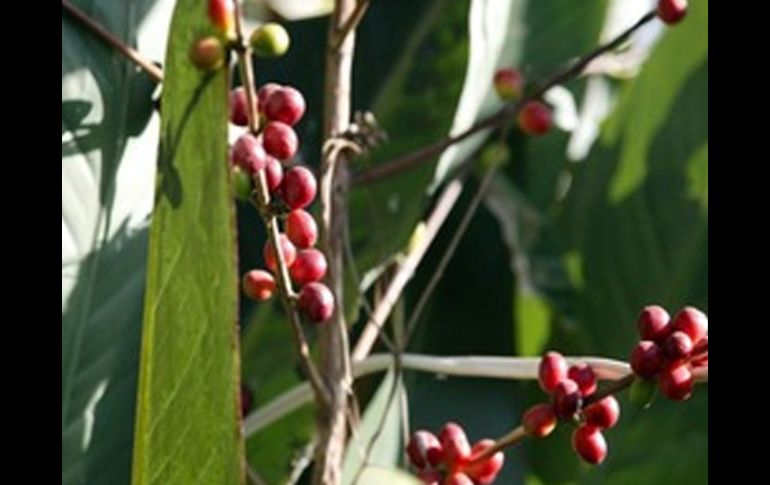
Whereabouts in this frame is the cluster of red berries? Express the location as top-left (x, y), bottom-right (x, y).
top-left (521, 353), bottom-right (620, 465)
top-left (630, 305), bottom-right (708, 400)
top-left (406, 423), bottom-right (504, 485)
top-left (492, 68), bottom-right (552, 137)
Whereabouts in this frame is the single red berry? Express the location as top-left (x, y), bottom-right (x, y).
top-left (439, 422), bottom-right (471, 469)
top-left (257, 83), bottom-right (282, 110)
top-left (493, 68), bottom-right (524, 101)
top-left (443, 473), bottom-right (474, 485)
top-left (583, 396), bottom-right (620, 429)
top-left (517, 101), bottom-right (552, 136)
top-left (208, 0), bottom-right (235, 37)
top-left (242, 269), bottom-right (276, 301)
top-left (281, 166), bottom-right (317, 210)
top-left (417, 469), bottom-right (442, 485)
top-left (538, 351), bottom-right (569, 393)
top-left (262, 121), bottom-right (298, 160)
top-left (263, 86), bottom-right (306, 126)
top-left (522, 403), bottom-right (557, 438)
top-left (406, 430), bottom-right (444, 470)
top-left (568, 363), bottom-right (597, 397)
top-left (691, 335), bottom-right (708, 357)
top-left (553, 379), bottom-right (582, 420)
top-left (232, 134), bottom-right (268, 175)
top-left (297, 282), bottom-right (335, 323)
top-left (229, 87), bottom-right (257, 126)
top-left (263, 156), bottom-right (283, 192)
top-left (637, 305), bottom-right (671, 342)
top-left (671, 306), bottom-right (708, 344)
top-left (662, 330), bottom-right (694, 360)
top-left (189, 36), bottom-right (224, 71)
top-left (657, 0), bottom-right (688, 25)
top-left (658, 362), bottom-right (694, 401)
top-left (263, 234), bottom-right (297, 273)
top-left (290, 249), bottom-right (328, 286)
top-left (630, 340), bottom-right (665, 378)
top-left (464, 439), bottom-right (504, 485)
top-left (572, 425), bottom-right (607, 465)
top-left (286, 209), bottom-right (318, 248)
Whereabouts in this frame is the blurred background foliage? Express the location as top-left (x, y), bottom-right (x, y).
top-left (62, 0), bottom-right (707, 483)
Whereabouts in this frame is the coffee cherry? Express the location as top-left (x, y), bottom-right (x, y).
top-left (538, 351), bottom-right (569, 393)
top-left (657, 0), bottom-right (688, 25)
top-left (232, 165), bottom-right (254, 201)
top-left (286, 209), bottom-right (318, 248)
top-left (208, 0), bottom-right (234, 38)
top-left (568, 363), bottom-right (597, 397)
top-left (662, 330), bottom-right (694, 360)
top-left (232, 134), bottom-right (268, 175)
top-left (443, 473), bottom-right (474, 485)
top-left (264, 156), bottom-right (283, 192)
top-left (297, 282), bottom-right (335, 323)
top-left (493, 68), bottom-right (524, 101)
top-left (263, 234), bottom-right (297, 273)
top-left (229, 87), bottom-right (257, 126)
top-left (464, 440), bottom-right (504, 485)
top-left (572, 425), bottom-right (607, 465)
top-left (439, 422), bottom-right (471, 469)
top-left (671, 306), bottom-right (708, 344)
top-left (517, 101), bottom-right (552, 136)
top-left (583, 396), bottom-right (620, 429)
top-left (416, 469), bottom-right (442, 485)
top-left (263, 121), bottom-right (298, 160)
top-left (522, 404), bottom-right (557, 438)
top-left (281, 166), bottom-right (317, 210)
top-left (406, 430), bottom-right (444, 470)
top-left (553, 379), bottom-right (582, 420)
top-left (290, 249), bottom-right (328, 286)
top-left (630, 340), bottom-right (665, 378)
top-left (242, 269), bottom-right (276, 301)
top-left (257, 83), bottom-right (282, 110)
top-left (250, 22), bottom-right (290, 58)
top-left (658, 363), bottom-right (693, 401)
top-left (189, 36), bottom-right (224, 71)
top-left (628, 377), bottom-right (657, 408)
top-left (263, 86), bottom-right (306, 126)
top-left (637, 305), bottom-right (671, 342)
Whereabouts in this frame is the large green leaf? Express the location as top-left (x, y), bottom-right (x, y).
top-left (130, 1), bottom-right (243, 484)
top-left (62, 1), bottom-right (172, 483)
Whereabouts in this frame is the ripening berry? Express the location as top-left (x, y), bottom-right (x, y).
top-left (406, 430), bottom-right (444, 470)
top-left (568, 363), bottom-right (597, 397)
top-left (264, 156), bottom-right (283, 192)
top-left (657, 0), bottom-right (688, 25)
top-left (517, 101), bottom-right (552, 136)
top-left (630, 340), bottom-right (665, 378)
top-left (522, 404), bottom-right (557, 438)
top-left (443, 473), bottom-right (474, 485)
top-left (229, 87), bottom-right (257, 126)
top-left (286, 209), bottom-right (318, 248)
top-left (290, 249), bottom-right (328, 286)
top-left (658, 363), bottom-right (694, 401)
top-left (572, 425), bottom-right (607, 465)
top-left (538, 351), bottom-right (569, 393)
top-left (439, 422), bottom-right (471, 469)
top-left (263, 234), bottom-right (297, 273)
top-left (189, 36), bottom-right (224, 71)
top-left (297, 282), bottom-right (335, 323)
top-left (281, 166), bottom-right (317, 210)
top-left (493, 68), bottom-right (524, 101)
top-left (583, 396), bottom-right (620, 429)
top-left (263, 121), bottom-right (298, 160)
top-left (208, 0), bottom-right (235, 38)
top-left (662, 331), bottom-right (694, 360)
top-left (637, 305), bottom-right (671, 342)
top-left (263, 86), bottom-right (306, 126)
top-left (232, 134), bottom-right (268, 175)
top-left (553, 379), bottom-right (582, 420)
top-left (250, 23), bottom-right (291, 57)
top-left (671, 306), bottom-right (708, 344)
top-left (464, 440), bottom-right (504, 485)
top-left (257, 83), bottom-right (282, 110)
top-left (242, 269), bottom-right (276, 301)
top-left (232, 165), bottom-right (253, 201)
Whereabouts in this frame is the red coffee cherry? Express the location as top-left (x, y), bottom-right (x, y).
top-left (232, 134), bottom-right (268, 175)
top-left (637, 305), bottom-right (671, 342)
top-left (552, 379), bottom-right (582, 420)
top-left (290, 249), bottom-right (328, 286)
top-left (263, 86), bottom-right (306, 126)
top-left (281, 166), bottom-right (317, 210)
top-left (464, 440), bottom-right (504, 485)
top-left (406, 430), bottom-right (444, 470)
top-left (416, 469), bottom-right (442, 485)
top-left (229, 87), bottom-right (257, 126)
top-left (297, 282), bottom-right (335, 323)
top-left (286, 209), bottom-right (318, 248)
top-left (522, 404), bottom-right (557, 438)
top-left (208, 0), bottom-right (234, 37)
top-left (663, 330), bottom-right (694, 360)
top-left (262, 121), bottom-right (298, 160)
top-left (658, 362), bottom-right (694, 401)
top-left (657, 0), bottom-right (688, 25)
top-left (691, 335), bottom-right (708, 357)
top-left (493, 68), bottom-right (524, 101)
top-left (538, 351), bottom-right (569, 393)
top-left (630, 340), bottom-right (665, 378)
top-left (671, 306), bottom-right (708, 344)
top-left (257, 83), bottom-right (282, 110)
top-left (443, 473), bottom-right (474, 485)
top-left (583, 396), bottom-right (620, 429)
top-left (242, 269), bottom-right (276, 301)
top-left (572, 425), bottom-right (607, 465)
top-left (517, 101), bottom-right (552, 136)
top-left (568, 363), bottom-right (597, 397)
top-left (264, 156), bottom-right (283, 192)
top-left (189, 36), bottom-right (224, 71)
top-left (263, 234), bottom-right (297, 273)
top-left (439, 422), bottom-right (471, 469)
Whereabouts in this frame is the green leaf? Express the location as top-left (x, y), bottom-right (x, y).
top-left (130, 1), bottom-right (243, 484)
top-left (62, 1), bottom-right (172, 483)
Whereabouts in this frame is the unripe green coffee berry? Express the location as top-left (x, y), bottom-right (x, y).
top-left (189, 36), bottom-right (224, 71)
top-left (250, 23), bottom-right (290, 58)
top-left (628, 377), bottom-right (657, 409)
top-left (232, 165), bottom-right (253, 201)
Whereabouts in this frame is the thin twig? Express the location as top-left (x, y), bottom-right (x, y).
top-left (61, 0), bottom-right (163, 83)
top-left (332, 0), bottom-right (371, 51)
